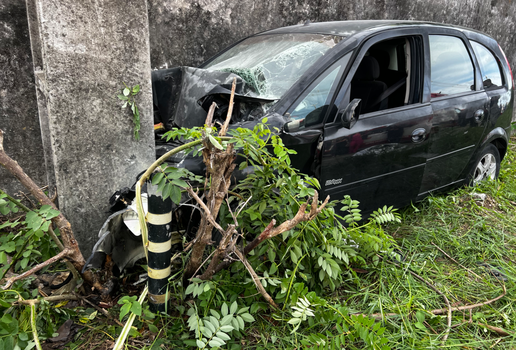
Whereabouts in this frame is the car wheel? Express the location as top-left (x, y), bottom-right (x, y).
top-left (468, 143), bottom-right (500, 186)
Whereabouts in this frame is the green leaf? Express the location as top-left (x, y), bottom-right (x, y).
top-left (221, 303), bottom-right (228, 317)
top-left (196, 339), bottom-right (206, 348)
top-left (148, 324), bottom-right (159, 333)
top-left (209, 338), bottom-right (225, 347)
top-left (201, 325), bottom-right (213, 338)
top-left (204, 320), bottom-right (216, 334)
top-left (208, 135), bottom-right (224, 150)
top-left (170, 185), bottom-right (182, 205)
top-left (220, 315), bottom-right (233, 329)
top-left (230, 301), bottom-right (238, 315)
top-left (120, 303), bottom-right (131, 321)
top-left (151, 172), bottom-right (164, 185)
top-left (130, 301), bottom-right (142, 316)
top-left (216, 331), bottom-right (231, 341)
top-left (240, 313), bottom-right (255, 323)
top-left (132, 85), bottom-right (141, 94)
top-left (0, 252), bottom-right (6, 265)
top-left (172, 179), bottom-right (188, 188)
top-left (219, 325), bottom-right (234, 332)
top-left (117, 94), bottom-right (128, 101)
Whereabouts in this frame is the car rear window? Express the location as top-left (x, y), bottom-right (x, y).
top-left (470, 41), bottom-right (504, 90)
top-left (429, 35), bottom-right (475, 97)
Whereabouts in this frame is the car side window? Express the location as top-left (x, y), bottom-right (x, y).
top-left (287, 52), bottom-right (351, 129)
top-left (429, 35), bottom-right (475, 97)
top-left (470, 41), bottom-right (504, 90)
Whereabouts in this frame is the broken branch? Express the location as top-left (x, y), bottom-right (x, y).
top-left (431, 242), bottom-right (483, 280)
top-left (233, 248), bottom-right (279, 309)
top-left (219, 78), bottom-right (236, 136)
top-left (2, 248), bottom-right (72, 290)
top-left (0, 129), bottom-right (85, 274)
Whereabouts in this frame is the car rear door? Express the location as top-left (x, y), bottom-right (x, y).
top-left (418, 31), bottom-right (489, 194)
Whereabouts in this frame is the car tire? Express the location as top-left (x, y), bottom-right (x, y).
top-left (467, 143), bottom-right (501, 186)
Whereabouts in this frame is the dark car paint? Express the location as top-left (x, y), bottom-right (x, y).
top-left (167, 20), bottom-right (513, 214)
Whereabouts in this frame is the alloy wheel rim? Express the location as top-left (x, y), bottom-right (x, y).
top-left (473, 153), bottom-right (497, 185)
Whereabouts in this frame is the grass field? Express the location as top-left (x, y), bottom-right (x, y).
top-left (244, 138), bottom-right (516, 349)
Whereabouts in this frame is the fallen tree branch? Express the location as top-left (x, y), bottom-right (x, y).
top-left (2, 248), bottom-right (72, 290)
top-left (429, 285), bottom-right (506, 315)
top-left (214, 194), bottom-right (329, 274)
top-left (431, 242), bottom-right (483, 280)
top-left (15, 294), bottom-right (79, 305)
top-left (478, 322), bottom-right (512, 336)
top-left (233, 248), bottom-right (279, 310)
top-left (359, 285), bottom-right (507, 320)
top-left (0, 129), bottom-right (86, 276)
top-left (382, 257), bottom-right (452, 344)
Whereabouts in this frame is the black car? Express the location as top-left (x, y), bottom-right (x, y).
top-left (152, 20), bottom-right (514, 214)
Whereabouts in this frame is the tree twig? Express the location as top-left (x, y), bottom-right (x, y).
top-left (431, 242), bottom-right (483, 280)
top-left (219, 78), bottom-right (236, 136)
top-left (478, 322), bottom-right (512, 336)
top-left (383, 257), bottom-right (452, 344)
top-left (2, 248), bottom-right (71, 289)
top-left (16, 294), bottom-right (79, 305)
top-left (0, 129), bottom-right (86, 275)
top-left (233, 248), bottom-right (279, 309)
top-left (73, 292), bottom-right (124, 327)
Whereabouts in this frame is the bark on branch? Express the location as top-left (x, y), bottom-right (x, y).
top-left (0, 129), bottom-right (100, 289)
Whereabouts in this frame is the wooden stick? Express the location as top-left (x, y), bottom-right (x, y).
top-left (431, 242), bottom-right (483, 280)
top-left (2, 249), bottom-right (71, 289)
top-left (0, 129), bottom-right (86, 275)
top-left (16, 294), bottom-right (79, 305)
top-left (383, 257), bottom-right (452, 344)
top-left (219, 78), bottom-right (236, 136)
top-left (233, 248), bottom-right (279, 309)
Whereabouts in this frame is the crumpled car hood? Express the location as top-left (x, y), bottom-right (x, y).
top-left (152, 66), bottom-right (275, 130)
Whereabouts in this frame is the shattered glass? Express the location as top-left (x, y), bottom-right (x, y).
top-left (205, 34), bottom-right (342, 99)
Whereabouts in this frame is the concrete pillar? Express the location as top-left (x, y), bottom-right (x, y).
top-left (25, 0), bottom-right (155, 255)
top-left (0, 1), bottom-right (46, 195)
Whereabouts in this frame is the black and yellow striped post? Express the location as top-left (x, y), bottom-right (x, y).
top-left (146, 183), bottom-right (173, 313)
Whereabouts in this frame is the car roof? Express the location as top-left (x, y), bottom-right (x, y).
top-left (258, 20), bottom-right (486, 39)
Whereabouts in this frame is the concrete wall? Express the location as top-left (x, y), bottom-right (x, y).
top-left (147, 0), bottom-right (516, 80)
top-left (0, 1), bottom-right (46, 194)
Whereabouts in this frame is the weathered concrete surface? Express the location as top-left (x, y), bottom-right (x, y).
top-left (0, 1), bottom-right (46, 195)
top-left (147, 0), bottom-right (516, 87)
top-left (26, 0), bottom-right (155, 255)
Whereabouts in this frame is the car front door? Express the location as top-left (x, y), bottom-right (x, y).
top-left (319, 31), bottom-right (433, 213)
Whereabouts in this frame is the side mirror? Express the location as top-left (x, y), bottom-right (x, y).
top-left (284, 119), bottom-right (303, 133)
top-left (339, 98), bottom-right (361, 129)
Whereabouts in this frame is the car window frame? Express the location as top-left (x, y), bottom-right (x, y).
top-left (469, 39), bottom-right (506, 91)
top-left (283, 51), bottom-right (352, 130)
top-left (425, 29), bottom-right (484, 102)
top-left (328, 29), bottom-right (426, 123)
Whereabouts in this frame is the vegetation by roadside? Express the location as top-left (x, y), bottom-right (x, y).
top-left (1, 134), bottom-right (515, 350)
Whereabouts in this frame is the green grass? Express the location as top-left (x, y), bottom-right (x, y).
top-left (61, 139), bottom-right (516, 350)
top-left (245, 139), bottom-right (516, 349)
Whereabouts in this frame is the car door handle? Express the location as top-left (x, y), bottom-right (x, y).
top-left (474, 109), bottom-right (485, 122)
top-left (411, 128), bottom-right (426, 143)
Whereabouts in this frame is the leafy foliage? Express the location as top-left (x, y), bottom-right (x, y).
top-left (186, 301), bottom-right (254, 349)
top-left (117, 83), bottom-right (141, 140)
